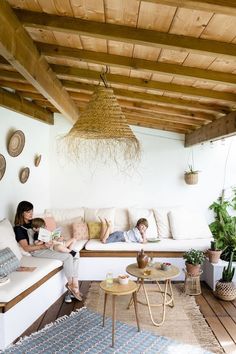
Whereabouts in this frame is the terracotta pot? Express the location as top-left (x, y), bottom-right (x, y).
top-left (184, 173), bottom-right (198, 185)
top-left (137, 249), bottom-right (149, 269)
top-left (186, 262), bottom-right (201, 276)
top-left (215, 281), bottom-right (236, 301)
top-left (207, 249), bottom-right (222, 264)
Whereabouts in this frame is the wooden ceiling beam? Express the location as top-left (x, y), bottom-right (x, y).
top-left (18, 89), bottom-right (216, 122)
top-left (0, 87), bottom-right (53, 124)
top-left (62, 80), bottom-right (230, 114)
top-left (0, 1), bottom-right (79, 122)
top-left (141, 0), bottom-right (236, 16)
top-left (39, 43), bottom-right (236, 87)
top-left (185, 111), bottom-right (236, 146)
top-left (15, 9), bottom-right (236, 59)
top-left (122, 109), bottom-right (203, 127)
top-left (126, 114), bottom-right (195, 130)
top-left (127, 117), bottom-right (188, 134)
top-left (52, 65), bottom-right (236, 103)
top-left (1, 64), bottom-right (235, 104)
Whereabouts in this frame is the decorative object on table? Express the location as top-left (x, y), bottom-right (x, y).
top-left (136, 249), bottom-right (149, 269)
top-left (118, 274), bottom-right (129, 285)
top-left (19, 167), bottom-right (30, 184)
top-left (106, 271), bottom-right (113, 287)
top-left (184, 165), bottom-right (199, 185)
top-left (0, 153), bottom-right (6, 181)
top-left (183, 249), bottom-right (205, 276)
top-left (34, 154), bottom-right (42, 167)
top-left (209, 187), bottom-right (236, 261)
top-left (161, 262), bottom-right (172, 271)
top-left (214, 250), bottom-right (236, 301)
top-left (207, 240), bottom-right (222, 264)
top-left (7, 130), bottom-right (25, 157)
top-left (0, 247), bottom-right (20, 277)
top-left (62, 70), bottom-right (141, 171)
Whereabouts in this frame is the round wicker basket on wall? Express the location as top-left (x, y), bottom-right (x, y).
top-left (184, 173), bottom-right (198, 185)
top-left (214, 281), bottom-right (236, 301)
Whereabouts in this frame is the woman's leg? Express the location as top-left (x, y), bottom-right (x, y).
top-left (32, 249), bottom-right (82, 300)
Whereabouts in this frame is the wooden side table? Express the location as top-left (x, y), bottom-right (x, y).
top-left (100, 279), bottom-right (140, 348)
top-left (126, 262), bottom-right (180, 326)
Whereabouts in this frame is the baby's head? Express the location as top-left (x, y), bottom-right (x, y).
top-left (136, 218), bottom-right (148, 232)
top-left (31, 217), bottom-right (45, 231)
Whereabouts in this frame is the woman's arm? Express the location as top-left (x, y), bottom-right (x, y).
top-left (19, 239), bottom-right (50, 252)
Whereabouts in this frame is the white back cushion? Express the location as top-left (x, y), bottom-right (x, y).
top-left (45, 208), bottom-right (84, 222)
top-left (168, 208), bottom-right (212, 240)
top-left (128, 208), bottom-right (158, 238)
top-left (153, 208), bottom-right (172, 238)
top-left (84, 208), bottom-right (115, 225)
top-left (114, 208), bottom-right (129, 231)
top-left (0, 218), bottom-right (22, 260)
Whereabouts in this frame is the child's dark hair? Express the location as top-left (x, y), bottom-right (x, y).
top-left (136, 218), bottom-right (148, 228)
top-left (31, 218), bottom-right (45, 229)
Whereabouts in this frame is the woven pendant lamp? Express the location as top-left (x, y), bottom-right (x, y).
top-left (64, 85), bottom-right (141, 170)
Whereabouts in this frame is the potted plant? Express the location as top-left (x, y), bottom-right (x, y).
top-left (183, 249), bottom-right (205, 276)
top-left (215, 251), bottom-right (236, 301)
top-left (209, 188), bottom-right (236, 261)
top-left (184, 165), bottom-right (199, 185)
top-left (207, 240), bottom-right (222, 264)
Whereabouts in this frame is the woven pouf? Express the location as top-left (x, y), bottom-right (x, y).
top-left (214, 281), bottom-right (236, 301)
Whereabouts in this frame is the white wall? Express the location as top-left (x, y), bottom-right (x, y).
top-left (1, 109), bottom-right (235, 222)
top-left (0, 107), bottom-right (51, 221)
top-left (50, 114), bottom-right (236, 220)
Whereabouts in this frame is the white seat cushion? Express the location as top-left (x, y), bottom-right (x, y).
top-left (128, 208), bottom-right (158, 239)
top-left (85, 238), bottom-right (212, 252)
top-left (0, 218), bottom-right (22, 260)
top-left (168, 208), bottom-right (212, 240)
top-left (0, 256), bottom-right (62, 302)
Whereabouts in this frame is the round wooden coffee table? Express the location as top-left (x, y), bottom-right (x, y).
top-left (100, 278), bottom-right (140, 348)
top-left (126, 262), bottom-right (180, 326)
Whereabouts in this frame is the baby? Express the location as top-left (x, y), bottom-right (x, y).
top-left (32, 218), bottom-right (78, 257)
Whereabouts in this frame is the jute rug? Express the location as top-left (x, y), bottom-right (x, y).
top-left (85, 282), bottom-right (223, 354)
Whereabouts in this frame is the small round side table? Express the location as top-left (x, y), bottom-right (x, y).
top-left (100, 279), bottom-right (140, 348)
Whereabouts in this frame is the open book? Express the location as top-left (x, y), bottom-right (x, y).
top-left (38, 227), bottom-right (61, 243)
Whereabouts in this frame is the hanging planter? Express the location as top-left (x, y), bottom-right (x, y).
top-left (184, 166), bottom-right (200, 185)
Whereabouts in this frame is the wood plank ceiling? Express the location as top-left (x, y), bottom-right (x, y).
top-left (0, 0), bottom-right (236, 147)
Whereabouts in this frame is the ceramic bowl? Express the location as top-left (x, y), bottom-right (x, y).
top-left (161, 263), bottom-right (172, 271)
top-left (118, 274), bottom-right (129, 285)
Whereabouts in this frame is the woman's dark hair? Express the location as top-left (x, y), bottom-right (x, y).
top-left (14, 201), bottom-right (33, 226)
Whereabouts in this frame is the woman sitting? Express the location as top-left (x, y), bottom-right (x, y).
top-left (14, 201), bottom-right (82, 302)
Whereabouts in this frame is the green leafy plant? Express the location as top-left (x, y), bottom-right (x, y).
top-left (183, 249), bottom-right (205, 265)
top-left (184, 165), bottom-right (199, 175)
top-left (210, 240), bottom-right (221, 251)
top-left (221, 251), bottom-right (235, 282)
top-left (209, 188), bottom-right (236, 261)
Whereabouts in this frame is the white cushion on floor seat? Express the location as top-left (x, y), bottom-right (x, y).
top-left (0, 256), bottom-right (62, 303)
top-left (84, 238), bottom-right (212, 252)
top-left (0, 218), bottom-right (22, 260)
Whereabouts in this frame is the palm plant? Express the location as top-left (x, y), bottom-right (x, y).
top-left (209, 188), bottom-right (236, 261)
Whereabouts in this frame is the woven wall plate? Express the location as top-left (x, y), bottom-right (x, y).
top-left (34, 154), bottom-right (42, 167)
top-left (0, 154), bottom-right (6, 181)
top-left (19, 167), bottom-right (30, 184)
top-left (8, 130), bottom-right (25, 157)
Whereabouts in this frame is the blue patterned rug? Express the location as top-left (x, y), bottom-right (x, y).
top-left (2, 308), bottom-right (213, 353)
